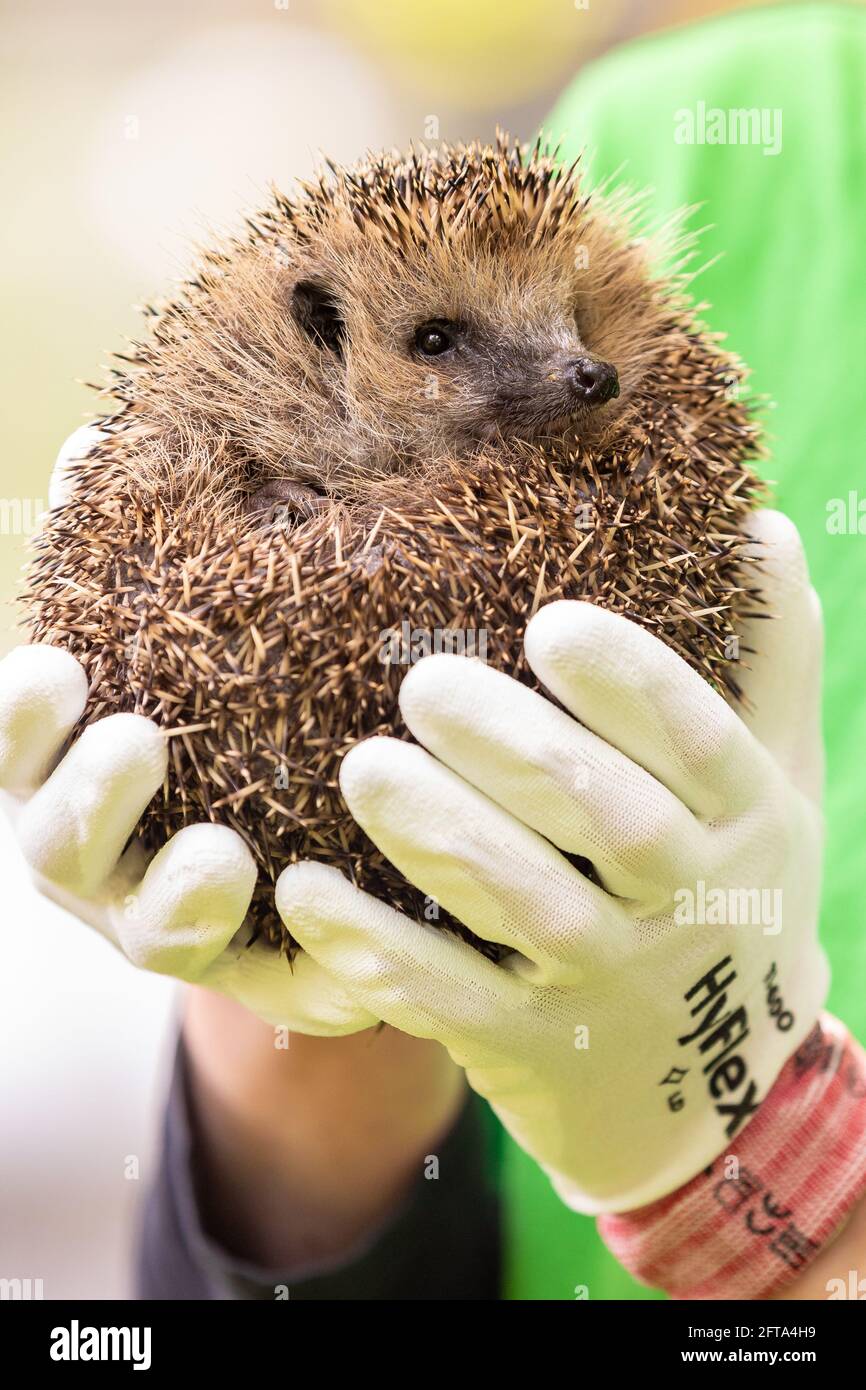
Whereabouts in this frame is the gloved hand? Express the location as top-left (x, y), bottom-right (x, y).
top-left (275, 510), bottom-right (866, 1294)
top-left (0, 641), bottom-right (376, 1035)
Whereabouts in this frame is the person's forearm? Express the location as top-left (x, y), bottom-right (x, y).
top-left (181, 985), bottom-right (466, 1269)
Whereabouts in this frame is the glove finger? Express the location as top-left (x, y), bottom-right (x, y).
top-left (199, 933), bottom-right (380, 1037)
top-left (339, 737), bottom-right (626, 974)
top-left (735, 510), bottom-right (824, 799)
top-left (275, 860), bottom-right (525, 1046)
top-left (115, 822), bottom-right (257, 977)
top-left (399, 653), bottom-right (707, 901)
top-left (27, 837), bottom-right (151, 952)
top-left (0, 644), bottom-right (89, 793)
top-left (17, 711), bottom-right (167, 896)
top-left (524, 600), bottom-right (773, 819)
top-left (49, 423), bottom-right (104, 510)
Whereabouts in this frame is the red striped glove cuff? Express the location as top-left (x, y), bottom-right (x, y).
top-left (598, 1014), bottom-right (866, 1300)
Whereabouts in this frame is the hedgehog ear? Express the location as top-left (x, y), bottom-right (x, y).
top-left (291, 280), bottom-right (346, 357)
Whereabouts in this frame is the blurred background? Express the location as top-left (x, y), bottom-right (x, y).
top-left (0, 0), bottom-right (856, 1299)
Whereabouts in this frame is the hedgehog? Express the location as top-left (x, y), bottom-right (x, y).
top-left (22, 133), bottom-right (764, 958)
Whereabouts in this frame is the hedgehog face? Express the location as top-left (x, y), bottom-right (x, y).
top-left (403, 314), bottom-right (621, 441)
top-left (274, 215), bottom-right (650, 496)
top-left (287, 238), bottom-right (622, 463)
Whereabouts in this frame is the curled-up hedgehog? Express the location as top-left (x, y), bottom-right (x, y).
top-left (23, 133), bottom-right (764, 957)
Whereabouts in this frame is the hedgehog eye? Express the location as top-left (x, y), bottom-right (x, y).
top-left (292, 280), bottom-right (345, 357)
top-left (414, 321), bottom-right (458, 357)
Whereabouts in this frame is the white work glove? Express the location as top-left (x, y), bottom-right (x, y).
top-left (275, 510), bottom-right (829, 1213)
top-left (0, 642), bottom-right (376, 1034)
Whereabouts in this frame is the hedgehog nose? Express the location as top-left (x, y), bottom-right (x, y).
top-left (568, 356), bottom-right (620, 406)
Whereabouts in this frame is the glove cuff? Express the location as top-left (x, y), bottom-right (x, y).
top-left (597, 1013), bottom-right (866, 1299)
